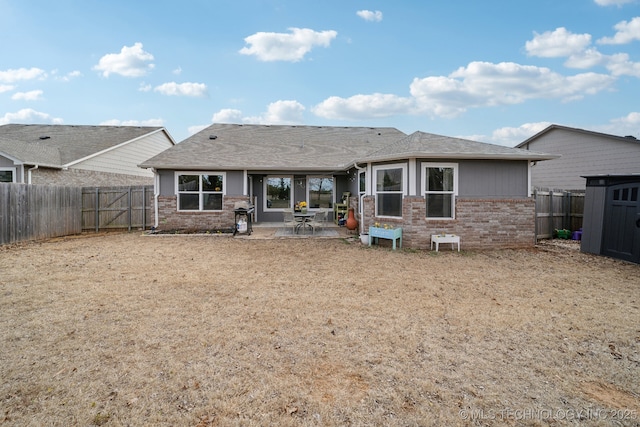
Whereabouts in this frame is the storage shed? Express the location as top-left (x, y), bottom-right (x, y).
top-left (581, 174), bottom-right (640, 264)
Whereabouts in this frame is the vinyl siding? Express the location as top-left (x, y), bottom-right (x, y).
top-left (458, 160), bottom-right (529, 198)
top-left (73, 131), bottom-right (173, 177)
top-left (524, 129), bottom-right (640, 190)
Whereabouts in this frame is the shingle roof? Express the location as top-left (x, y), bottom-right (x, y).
top-left (140, 124), bottom-right (408, 171)
top-left (516, 124), bottom-right (640, 148)
top-left (140, 124), bottom-right (556, 171)
top-left (0, 124), bottom-right (167, 167)
top-left (360, 131), bottom-right (557, 162)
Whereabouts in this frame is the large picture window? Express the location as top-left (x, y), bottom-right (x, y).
top-left (423, 163), bottom-right (457, 219)
top-left (307, 177), bottom-right (333, 209)
top-left (373, 164), bottom-right (406, 217)
top-left (265, 176), bottom-right (292, 210)
top-left (176, 172), bottom-right (224, 211)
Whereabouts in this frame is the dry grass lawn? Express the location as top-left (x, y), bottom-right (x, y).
top-left (1, 232), bottom-right (639, 426)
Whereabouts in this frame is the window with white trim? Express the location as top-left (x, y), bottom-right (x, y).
top-left (176, 172), bottom-right (224, 211)
top-left (264, 176), bottom-right (292, 210)
top-left (373, 163), bottom-right (406, 217)
top-left (423, 163), bottom-right (458, 219)
top-left (0, 168), bottom-right (15, 183)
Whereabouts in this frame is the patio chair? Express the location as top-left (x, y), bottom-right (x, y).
top-left (308, 210), bottom-right (327, 235)
top-left (282, 210), bottom-right (299, 234)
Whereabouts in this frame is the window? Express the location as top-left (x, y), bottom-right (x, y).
top-left (0, 168), bottom-right (15, 183)
top-left (423, 163), bottom-right (457, 219)
top-left (373, 164), bottom-right (406, 217)
top-left (307, 177), bottom-right (333, 209)
top-left (265, 176), bottom-right (292, 210)
top-left (176, 172), bottom-right (224, 211)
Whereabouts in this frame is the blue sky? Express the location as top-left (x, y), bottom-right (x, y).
top-left (1, 0), bottom-right (639, 146)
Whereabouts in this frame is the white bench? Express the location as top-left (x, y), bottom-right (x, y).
top-left (431, 234), bottom-right (460, 252)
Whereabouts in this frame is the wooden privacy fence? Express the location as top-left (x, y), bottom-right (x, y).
top-left (0, 183), bottom-right (82, 245)
top-left (534, 189), bottom-right (584, 240)
top-left (82, 186), bottom-right (153, 232)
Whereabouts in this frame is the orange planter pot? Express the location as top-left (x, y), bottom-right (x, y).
top-left (346, 208), bottom-right (358, 230)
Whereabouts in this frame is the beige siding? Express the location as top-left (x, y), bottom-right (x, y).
top-left (72, 131), bottom-right (173, 177)
top-left (527, 129), bottom-right (640, 190)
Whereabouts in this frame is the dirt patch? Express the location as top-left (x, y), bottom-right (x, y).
top-left (1, 232), bottom-right (639, 426)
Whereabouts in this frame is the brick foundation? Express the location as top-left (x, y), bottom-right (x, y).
top-left (156, 195), bottom-right (251, 231)
top-left (361, 196), bottom-right (535, 250)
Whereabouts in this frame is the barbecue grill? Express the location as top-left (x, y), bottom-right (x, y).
top-left (233, 202), bottom-right (254, 236)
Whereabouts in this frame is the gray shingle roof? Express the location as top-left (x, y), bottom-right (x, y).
top-left (360, 131), bottom-right (557, 162)
top-left (140, 124), bottom-right (556, 171)
top-left (140, 124), bottom-right (408, 171)
top-left (0, 124), bottom-right (166, 167)
top-left (516, 124), bottom-right (640, 148)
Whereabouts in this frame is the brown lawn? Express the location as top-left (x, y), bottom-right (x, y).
top-left (0, 232), bottom-right (639, 426)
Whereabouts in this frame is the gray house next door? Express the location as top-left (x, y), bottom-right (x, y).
top-left (602, 182), bottom-right (640, 263)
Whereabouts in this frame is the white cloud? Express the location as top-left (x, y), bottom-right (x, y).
top-left (251, 100), bottom-right (305, 124)
top-left (564, 48), bottom-right (606, 69)
top-left (212, 109), bottom-right (244, 123)
top-left (311, 61), bottom-right (615, 122)
top-left (239, 27), bottom-right (337, 62)
top-left (57, 70), bottom-right (82, 82)
top-left (153, 82), bottom-right (208, 97)
top-left (138, 83), bottom-right (152, 92)
top-left (11, 90), bottom-right (43, 101)
top-left (597, 17), bottom-right (640, 44)
top-left (594, 0), bottom-right (636, 6)
top-left (486, 122), bottom-right (553, 146)
top-left (312, 93), bottom-right (414, 120)
top-left (0, 108), bottom-right (63, 125)
top-left (597, 112), bottom-right (640, 137)
top-left (99, 118), bottom-right (164, 126)
top-left (173, 66), bottom-right (182, 75)
top-left (525, 28), bottom-right (592, 58)
top-left (93, 42), bottom-right (155, 77)
top-left (0, 67), bottom-right (46, 83)
top-left (411, 62), bottom-right (615, 116)
top-left (606, 52), bottom-right (640, 77)
top-left (0, 84), bottom-right (15, 93)
top-left (356, 10), bottom-right (383, 22)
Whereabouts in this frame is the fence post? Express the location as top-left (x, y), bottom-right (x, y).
top-left (549, 190), bottom-right (554, 238)
top-left (142, 186), bottom-right (146, 231)
top-left (534, 188), bottom-right (538, 243)
top-left (127, 187), bottom-right (132, 232)
top-left (94, 187), bottom-right (99, 233)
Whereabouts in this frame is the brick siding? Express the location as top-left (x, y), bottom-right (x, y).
top-left (157, 195), bottom-right (251, 231)
top-left (361, 195), bottom-right (535, 250)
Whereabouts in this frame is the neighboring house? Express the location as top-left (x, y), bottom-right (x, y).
top-left (516, 124), bottom-right (640, 190)
top-left (139, 123), bottom-right (555, 249)
top-left (0, 124), bottom-right (176, 186)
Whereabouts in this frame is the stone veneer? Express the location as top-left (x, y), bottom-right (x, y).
top-left (360, 195), bottom-right (535, 250)
top-left (156, 195), bottom-right (251, 231)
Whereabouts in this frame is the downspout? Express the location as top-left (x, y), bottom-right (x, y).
top-left (353, 162), bottom-right (367, 235)
top-left (27, 165), bottom-right (38, 184)
top-left (152, 169), bottom-right (160, 229)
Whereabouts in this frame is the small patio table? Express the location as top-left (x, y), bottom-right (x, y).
top-left (293, 212), bottom-right (315, 234)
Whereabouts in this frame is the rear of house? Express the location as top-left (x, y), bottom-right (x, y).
top-left (140, 124), bottom-right (555, 249)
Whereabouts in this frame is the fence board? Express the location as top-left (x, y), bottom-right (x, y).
top-left (0, 183), bottom-right (82, 245)
top-left (534, 188), bottom-right (584, 240)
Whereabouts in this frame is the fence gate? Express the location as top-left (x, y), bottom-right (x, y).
top-left (82, 186), bottom-right (153, 232)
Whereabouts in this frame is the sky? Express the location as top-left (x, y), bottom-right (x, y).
top-left (1, 0), bottom-right (639, 146)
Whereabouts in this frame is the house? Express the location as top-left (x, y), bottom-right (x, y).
top-left (516, 124), bottom-right (640, 191)
top-left (139, 123), bottom-right (555, 249)
top-left (0, 124), bottom-right (176, 186)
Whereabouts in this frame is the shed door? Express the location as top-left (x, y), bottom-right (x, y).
top-left (602, 183), bottom-right (640, 263)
